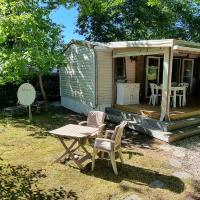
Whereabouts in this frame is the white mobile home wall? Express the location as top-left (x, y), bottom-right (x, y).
top-left (60, 43), bottom-right (96, 114)
top-left (60, 43), bottom-right (113, 115)
top-left (96, 49), bottom-right (113, 111)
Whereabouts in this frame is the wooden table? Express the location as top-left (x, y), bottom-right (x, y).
top-left (157, 85), bottom-right (186, 108)
top-left (50, 124), bottom-right (99, 169)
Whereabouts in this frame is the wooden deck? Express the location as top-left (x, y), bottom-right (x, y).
top-left (114, 98), bottom-right (200, 121)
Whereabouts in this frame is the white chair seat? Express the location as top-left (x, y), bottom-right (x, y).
top-left (94, 138), bottom-right (113, 151)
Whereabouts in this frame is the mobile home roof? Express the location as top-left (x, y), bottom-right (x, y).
top-left (66, 39), bottom-right (200, 50)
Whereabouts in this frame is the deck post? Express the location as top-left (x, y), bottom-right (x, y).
top-left (112, 54), bottom-right (115, 105)
top-left (160, 47), bottom-right (173, 121)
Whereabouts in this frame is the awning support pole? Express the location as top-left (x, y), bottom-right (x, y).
top-left (160, 47), bottom-right (173, 121)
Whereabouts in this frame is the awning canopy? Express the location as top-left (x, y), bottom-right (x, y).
top-left (173, 45), bottom-right (200, 54)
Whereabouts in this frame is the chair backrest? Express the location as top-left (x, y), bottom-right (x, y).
top-left (178, 82), bottom-right (189, 88)
top-left (111, 121), bottom-right (127, 149)
top-left (87, 111), bottom-right (105, 128)
top-left (178, 82), bottom-right (189, 92)
top-left (171, 82), bottom-right (177, 86)
top-left (149, 83), bottom-right (158, 95)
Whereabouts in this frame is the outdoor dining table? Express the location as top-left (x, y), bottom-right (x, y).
top-left (157, 85), bottom-right (186, 108)
top-left (50, 124), bottom-right (99, 169)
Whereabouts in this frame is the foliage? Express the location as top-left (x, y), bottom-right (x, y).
top-left (0, 161), bottom-right (76, 199)
top-left (147, 0), bottom-right (200, 42)
top-left (72, 0), bottom-right (200, 42)
top-left (0, 0), bottom-right (66, 85)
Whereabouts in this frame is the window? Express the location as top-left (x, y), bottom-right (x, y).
top-left (115, 57), bottom-right (126, 79)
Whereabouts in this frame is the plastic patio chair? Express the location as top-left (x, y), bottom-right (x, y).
top-left (149, 83), bottom-right (161, 106)
top-left (91, 121), bottom-right (127, 175)
top-left (177, 82), bottom-right (189, 106)
top-left (79, 111), bottom-right (106, 137)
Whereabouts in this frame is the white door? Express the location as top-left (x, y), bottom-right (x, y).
top-left (182, 59), bottom-right (194, 93)
top-left (145, 57), bottom-right (160, 98)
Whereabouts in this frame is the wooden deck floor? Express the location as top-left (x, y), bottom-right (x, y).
top-left (114, 98), bottom-right (200, 121)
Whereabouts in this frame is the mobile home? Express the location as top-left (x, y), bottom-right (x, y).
top-left (60, 39), bottom-right (200, 142)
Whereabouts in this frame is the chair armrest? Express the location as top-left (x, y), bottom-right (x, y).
top-left (98, 123), bottom-right (106, 131)
top-left (96, 124), bottom-right (106, 138)
top-left (104, 130), bottom-right (114, 139)
top-left (78, 121), bottom-right (87, 125)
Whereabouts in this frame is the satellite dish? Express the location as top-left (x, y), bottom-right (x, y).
top-left (17, 83), bottom-right (36, 120)
top-left (17, 83), bottom-right (36, 106)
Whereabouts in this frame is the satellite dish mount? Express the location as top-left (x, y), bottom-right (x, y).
top-left (17, 83), bottom-right (36, 120)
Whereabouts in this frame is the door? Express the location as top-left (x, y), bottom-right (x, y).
top-left (182, 59), bottom-right (194, 93)
top-left (172, 58), bottom-right (181, 83)
top-left (145, 57), bottom-right (160, 97)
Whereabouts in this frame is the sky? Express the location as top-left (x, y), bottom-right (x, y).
top-left (50, 6), bottom-right (85, 43)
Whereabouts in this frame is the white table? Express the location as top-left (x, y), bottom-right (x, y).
top-left (50, 124), bottom-right (99, 169)
top-left (157, 86), bottom-right (186, 108)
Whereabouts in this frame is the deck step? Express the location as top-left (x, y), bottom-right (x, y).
top-left (169, 124), bottom-right (200, 142)
top-left (139, 125), bottom-right (200, 143)
top-left (105, 107), bottom-right (200, 143)
top-left (166, 117), bottom-right (200, 131)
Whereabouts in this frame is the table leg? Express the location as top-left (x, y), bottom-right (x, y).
top-left (60, 138), bottom-right (84, 169)
top-left (173, 90), bottom-right (177, 108)
top-left (183, 88), bottom-right (186, 106)
top-left (54, 138), bottom-right (77, 163)
top-left (54, 151), bottom-right (69, 163)
top-left (71, 139), bottom-right (92, 166)
top-left (79, 140), bottom-right (92, 159)
top-left (55, 137), bottom-right (93, 169)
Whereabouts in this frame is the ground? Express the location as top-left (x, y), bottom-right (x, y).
top-left (0, 104), bottom-right (199, 200)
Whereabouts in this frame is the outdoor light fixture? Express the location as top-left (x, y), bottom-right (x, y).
top-left (130, 56), bottom-right (137, 62)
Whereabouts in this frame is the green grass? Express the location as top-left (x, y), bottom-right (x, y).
top-left (0, 106), bottom-right (195, 199)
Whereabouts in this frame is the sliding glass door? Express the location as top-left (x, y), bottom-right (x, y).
top-left (146, 57), bottom-right (194, 98)
top-left (182, 59), bottom-right (194, 93)
top-left (145, 57), bottom-right (160, 97)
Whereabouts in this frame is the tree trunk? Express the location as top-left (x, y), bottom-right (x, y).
top-left (38, 74), bottom-right (48, 111)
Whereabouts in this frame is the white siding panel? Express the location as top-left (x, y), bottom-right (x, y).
top-left (96, 50), bottom-right (113, 104)
top-left (61, 96), bottom-right (111, 115)
top-left (60, 44), bottom-right (95, 108)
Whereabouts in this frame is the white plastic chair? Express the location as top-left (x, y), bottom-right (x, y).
top-left (177, 83), bottom-right (189, 106)
top-left (171, 82), bottom-right (177, 86)
top-left (79, 111), bottom-right (106, 137)
top-left (149, 83), bottom-right (161, 106)
top-left (178, 82), bottom-right (189, 88)
top-left (91, 121), bottom-right (127, 175)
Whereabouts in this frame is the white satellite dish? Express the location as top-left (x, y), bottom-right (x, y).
top-left (17, 83), bottom-right (36, 120)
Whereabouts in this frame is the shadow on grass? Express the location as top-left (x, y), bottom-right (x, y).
top-left (83, 160), bottom-right (184, 194)
top-left (0, 106), bottom-right (86, 139)
top-left (0, 106), bottom-right (160, 149)
top-left (0, 160), bottom-right (78, 200)
top-left (122, 150), bottom-right (144, 159)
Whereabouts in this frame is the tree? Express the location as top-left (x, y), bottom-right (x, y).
top-left (73, 0), bottom-right (200, 42)
top-left (0, 0), bottom-right (66, 104)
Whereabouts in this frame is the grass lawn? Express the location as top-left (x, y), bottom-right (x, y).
top-left (0, 105), bottom-right (197, 200)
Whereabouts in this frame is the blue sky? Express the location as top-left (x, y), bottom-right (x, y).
top-left (50, 6), bottom-right (85, 43)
